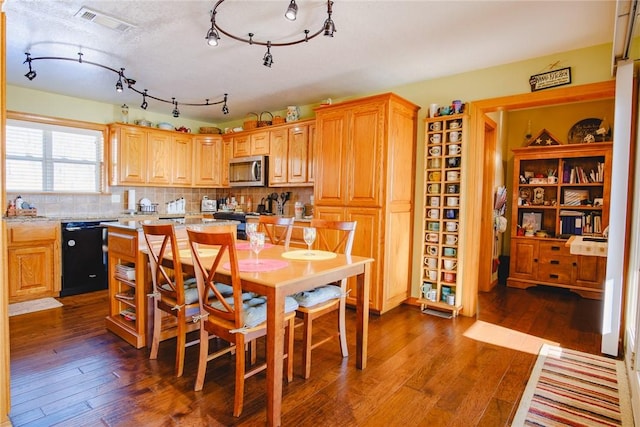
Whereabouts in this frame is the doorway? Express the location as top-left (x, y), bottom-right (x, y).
top-left (468, 80), bottom-right (617, 323)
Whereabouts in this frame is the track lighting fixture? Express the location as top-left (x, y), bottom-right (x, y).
top-left (205, 0), bottom-right (335, 67)
top-left (263, 42), bottom-right (274, 68)
top-left (172, 98), bottom-right (180, 118)
top-left (23, 53), bottom-right (37, 80)
top-left (140, 89), bottom-right (149, 110)
top-left (115, 68), bottom-right (124, 93)
top-left (285, 0), bottom-right (298, 21)
top-left (22, 52), bottom-right (230, 116)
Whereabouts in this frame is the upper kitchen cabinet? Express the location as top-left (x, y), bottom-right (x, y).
top-left (109, 124), bottom-right (194, 187)
top-left (314, 93), bottom-right (420, 314)
top-left (268, 120), bottom-right (314, 187)
top-left (231, 130), bottom-right (270, 157)
top-left (221, 138), bottom-right (232, 187)
top-left (171, 133), bottom-right (193, 186)
top-left (193, 135), bottom-right (227, 188)
top-left (111, 124), bottom-right (147, 184)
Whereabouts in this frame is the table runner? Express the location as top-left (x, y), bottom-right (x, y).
top-left (223, 259), bottom-right (289, 272)
top-left (282, 250), bottom-right (338, 260)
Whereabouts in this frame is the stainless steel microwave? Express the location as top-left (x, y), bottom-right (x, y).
top-left (228, 155), bottom-right (268, 187)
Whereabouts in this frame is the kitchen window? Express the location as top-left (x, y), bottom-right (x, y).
top-left (5, 115), bottom-right (107, 193)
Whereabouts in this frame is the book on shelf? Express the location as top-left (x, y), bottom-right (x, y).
top-left (115, 291), bottom-right (135, 301)
top-left (560, 210), bottom-right (583, 235)
top-left (563, 162), bottom-right (604, 184)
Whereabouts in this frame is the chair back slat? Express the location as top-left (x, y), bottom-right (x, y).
top-left (310, 219), bottom-right (357, 256)
top-left (258, 216), bottom-right (295, 246)
top-left (187, 229), bottom-right (243, 327)
top-left (143, 223), bottom-right (186, 304)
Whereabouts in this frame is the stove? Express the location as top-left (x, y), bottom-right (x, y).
top-left (212, 211), bottom-right (247, 240)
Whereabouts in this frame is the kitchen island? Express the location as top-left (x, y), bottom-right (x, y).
top-left (103, 218), bottom-right (238, 348)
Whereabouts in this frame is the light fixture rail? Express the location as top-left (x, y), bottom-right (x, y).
top-left (22, 52), bottom-right (229, 117)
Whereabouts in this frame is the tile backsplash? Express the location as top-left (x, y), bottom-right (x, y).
top-left (6, 186), bottom-right (313, 219)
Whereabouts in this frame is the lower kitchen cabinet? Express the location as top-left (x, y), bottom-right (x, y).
top-left (5, 221), bottom-right (61, 303)
top-left (104, 225), bottom-right (148, 348)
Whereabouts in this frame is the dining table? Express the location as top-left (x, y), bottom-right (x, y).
top-left (169, 237), bottom-right (373, 426)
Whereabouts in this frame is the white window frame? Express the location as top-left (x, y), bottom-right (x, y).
top-left (6, 111), bottom-right (109, 194)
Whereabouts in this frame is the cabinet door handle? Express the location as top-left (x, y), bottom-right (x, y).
top-left (550, 260), bottom-right (560, 265)
top-left (550, 274), bottom-right (559, 279)
top-left (551, 246), bottom-right (561, 251)
top-left (534, 258), bottom-right (538, 262)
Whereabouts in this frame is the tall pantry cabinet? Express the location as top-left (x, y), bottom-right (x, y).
top-left (314, 93), bottom-right (420, 314)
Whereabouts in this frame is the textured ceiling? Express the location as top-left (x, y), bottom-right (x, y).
top-left (4, 1), bottom-right (617, 123)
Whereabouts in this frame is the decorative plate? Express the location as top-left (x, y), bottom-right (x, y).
top-left (567, 118), bottom-right (610, 144)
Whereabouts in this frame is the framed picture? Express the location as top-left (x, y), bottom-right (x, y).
top-left (522, 212), bottom-right (542, 231)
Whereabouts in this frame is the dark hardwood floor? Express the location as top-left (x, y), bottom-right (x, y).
top-left (9, 284), bottom-right (603, 426)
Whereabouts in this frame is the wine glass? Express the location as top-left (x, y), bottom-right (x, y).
top-left (250, 232), bottom-right (265, 264)
top-left (303, 227), bottom-right (316, 255)
top-left (245, 222), bottom-right (258, 240)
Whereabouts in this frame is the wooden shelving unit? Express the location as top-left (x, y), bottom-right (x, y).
top-left (419, 112), bottom-right (466, 317)
top-left (507, 142), bottom-right (612, 299)
top-left (104, 226), bottom-right (147, 348)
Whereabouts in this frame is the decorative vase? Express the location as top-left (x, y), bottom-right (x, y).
top-left (121, 104), bottom-right (129, 124)
top-left (286, 106), bottom-right (300, 122)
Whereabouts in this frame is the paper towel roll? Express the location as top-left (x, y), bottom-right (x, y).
top-left (128, 189), bottom-right (136, 211)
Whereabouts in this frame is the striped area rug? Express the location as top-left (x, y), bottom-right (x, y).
top-left (513, 344), bottom-right (633, 426)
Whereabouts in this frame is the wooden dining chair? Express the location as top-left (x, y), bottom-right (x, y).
top-left (257, 215), bottom-right (295, 246)
top-left (187, 228), bottom-right (297, 417)
top-left (143, 223), bottom-right (200, 377)
top-left (293, 219), bottom-right (357, 379)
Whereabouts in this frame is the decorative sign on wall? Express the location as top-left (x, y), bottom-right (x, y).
top-left (529, 67), bottom-right (572, 92)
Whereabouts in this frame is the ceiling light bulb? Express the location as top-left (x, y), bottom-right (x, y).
top-left (285, 0), bottom-right (298, 21)
top-left (25, 70), bottom-right (37, 80)
top-left (206, 27), bottom-right (219, 46)
top-left (141, 100), bottom-right (148, 110)
top-left (116, 68), bottom-right (124, 93)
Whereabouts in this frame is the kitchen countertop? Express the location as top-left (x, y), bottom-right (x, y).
top-left (3, 212), bottom-right (313, 224)
top-left (102, 217), bottom-right (239, 232)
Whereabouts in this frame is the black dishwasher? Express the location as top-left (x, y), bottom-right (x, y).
top-left (61, 220), bottom-right (115, 296)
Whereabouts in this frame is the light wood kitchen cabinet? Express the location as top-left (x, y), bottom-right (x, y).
top-left (6, 221), bottom-right (61, 303)
top-left (287, 124), bottom-right (309, 184)
top-left (193, 135), bottom-right (224, 187)
top-left (268, 122), bottom-right (313, 187)
top-left (110, 124), bottom-right (197, 187)
top-left (233, 131), bottom-right (269, 157)
top-left (232, 134), bottom-right (251, 157)
top-left (269, 128), bottom-right (288, 185)
top-left (172, 133), bottom-right (193, 186)
top-left (314, 93), bottom-right (419, 313)
top-left (147, 131), bottom-right (172, 185)
top-left (222, 138), bottom-right (232, 187)
top-left (307, 123), bottom-right (315, 183)
top-left (112, 125), bottom-right (147, 184)
top-left (251, 131), bottom-right (270, 155)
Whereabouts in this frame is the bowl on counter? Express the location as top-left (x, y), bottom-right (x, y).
top-left (157, 122), bottom-right (174, 130)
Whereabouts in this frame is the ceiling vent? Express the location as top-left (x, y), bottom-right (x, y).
top-left (74, 7), bottom-right (135, 32)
